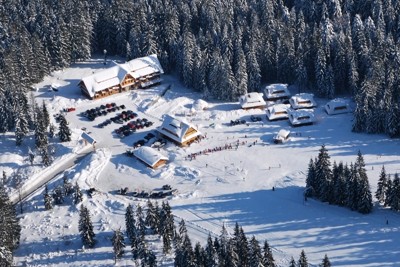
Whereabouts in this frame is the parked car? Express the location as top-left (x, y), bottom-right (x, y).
top-left (250, 115), bottom-right (262, 122)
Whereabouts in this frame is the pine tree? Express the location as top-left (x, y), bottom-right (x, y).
top-left (145, 200), bottom-right (159, 234)
top-left (0, 186), bottom-right (21, 254)
top-left (193, 241), bottom-right (205, 267)
top-left (44, 184), bottom-right (53, 210)
top-left (63, 176), bottom-right (74, 196)
top-left (41, 101), bottom-right (50, 130)
top-left (112, 228), bottom-right (125, 263)
top-left (321, 254), bottom-right (331, 267)
top-left (160, 201), bottom-right (174, 254)
top-left (355, 151), bottom-right (373, 214)
top-left (204, 233), bottom-right (218, 267)
top-left (298, 250), bottom-right (308, 267)
top-left (385, 176), bottom-right (393, 207)
top-left (289, 256), bottom-right (296, 267)
top-left (305, 158), bottom-right (316, 197)
top-left (52, 186), bottom-right (64, 205)
top-left (58, 114), bottom-right (71, 142)
top-left (262, 240), bottom-right (276, 267)
top-left (315, 145), bottom-right (333, 201)
top-left (389, 173), bottom-right (400, 211)
top-left (73, 182), bottom-right (83, 205)
top-left (375, 166), bottom-right (388, 204)
top-left (136, 204), bottom-right (146, 239)
top-left (248, 236), bottom-right (263, 267)
top-left (2, 170), bottom-right (7, 185)
top-left (78, 205), bottom-right (96, 248)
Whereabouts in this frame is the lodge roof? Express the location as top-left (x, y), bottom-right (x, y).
top-left (80, 54), bottom-right (164, 98)
top-left (134, 146), bottom-right (168, 168)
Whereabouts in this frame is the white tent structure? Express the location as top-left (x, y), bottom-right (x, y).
top-left (325, 98), bottom-right (351, 115)
top-left (266, 104), bottom-right (291, 121)
top-left (264, 83), bottom-right (291, 100)
top-left (288, 109), bottom-right (315, 126)
top-left (133, 146), bottom-right (168, 169)
top-left (156, 115), bottom-right (202, 146)
top-left (273, 129), bottom-right (291, 144)
top-left (289, 93), bottom-right (317, 109)
top-left (238, 92), bottom-right (266, 110)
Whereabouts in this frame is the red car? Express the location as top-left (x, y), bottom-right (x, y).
top-left (64, 107), bottom-right (76, 112)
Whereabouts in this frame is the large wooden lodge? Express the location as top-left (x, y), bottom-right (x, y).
top-left (79, 54), bottom-right (164, 100)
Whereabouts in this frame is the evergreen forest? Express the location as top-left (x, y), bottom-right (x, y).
top-left (1, 0), bottom-right (400, 137)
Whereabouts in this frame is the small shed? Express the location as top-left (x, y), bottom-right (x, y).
top-left (288, 109), bottom-right (315, 126)
top-left (325, 99), bottom-right (351, 115)
top-left (81, 132), bottom-right (97, 148)
top-left (238, 92), bottom-right (266, 110)
top-left (273, 129), bottom-right (291, 144)
top-left (266, 104), bottom-right (291, 121)
top-left (289, 93), bottom-right (317, 109)
top-left (133, 146), bottom-right (168, 169)
top-left (264, 84), bottom-right (291, 100)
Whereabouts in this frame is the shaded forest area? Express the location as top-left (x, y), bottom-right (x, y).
top-left (0, 0), bottom-right (399, 136)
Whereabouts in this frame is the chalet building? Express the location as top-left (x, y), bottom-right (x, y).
top-left (239, 92), bottom-right (266, 110)
top-left (266, 104), bottom-right (291, 121)
top-left (134, 146), bottom-right (168, 169)
top-left (264, 83), bottom-right (291, 100)
top-left (325, 98), bottom-right (351, 115)
top-left (289, 93), bottom-right (317, 109)
top-left (288, 109), bottom-right (315, 126)
top-left (156, 115), bottom-right (202, 146)
top-left (79, 54), bottom-right (164, 100)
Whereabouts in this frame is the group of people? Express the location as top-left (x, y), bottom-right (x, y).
top-left (185, 138), bottom-right (253, 161)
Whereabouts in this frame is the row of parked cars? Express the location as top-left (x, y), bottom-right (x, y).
top-left (115, 118), bottom-right (154, 138)
top-left (96, 110), bottom-right (138, 128)
top-left (82, 103), bottom-right (127, 121)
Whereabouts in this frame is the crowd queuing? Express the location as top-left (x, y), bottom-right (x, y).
top-left (185, 137), bottom-right (258, 161)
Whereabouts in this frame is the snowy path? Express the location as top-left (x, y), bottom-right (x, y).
top-left (9, 146), bottom-right (93, 204)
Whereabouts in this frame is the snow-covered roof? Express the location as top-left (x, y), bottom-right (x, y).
top-left (274, 129), bottom-right (291, 143)
top-left (133, 146), bottom-right (168, 168)
top-left (266, 104), bottom-right (291, 121)
top-left (288, 109), bottom-right (315, 126)
top-left (238, 92), bottom-right (266, 109)
top-left (264, 84), bottom-right (290, 100)
top-left (325, 98), bottom-right (351, 115)
top-left (80, 54), bottom-right (164, 98)
top-left (289, 93), bottom-right (317, 109)
top-left (81, 132), bottom-right (96, 145)
top-left (156, 115), bottom-right (201, 144)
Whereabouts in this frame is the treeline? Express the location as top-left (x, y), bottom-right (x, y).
top-left (375, 166), bottom-right (400, 211)
top-left (0, 187), bottom-right (21, 267)
top-left (306, 145), bottom-right (373, 214)
top-left (0, 0), bottom-right (400, 136)
top-left (88, 199), bottom-right (332, 266)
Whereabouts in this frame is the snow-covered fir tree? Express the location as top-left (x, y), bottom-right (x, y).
top-left (262, 240), bottom-right (276, 267)
top-left (112, 228), bottom-right (125, 263)
top-left (321, 254), bottom-right (332, 267)
top-left (78, 205), bottom-right (96, 248)
top-left (58, 114), bottom-right (71, 142)
top-left (43, 184), bottom-right (53, 210)
top-left (0, 186), bottom-right (21, 266)
top-left (73, 182), bottom-right (83, 205)
top-left (298, 249), bottom-right (308, 267)
top-left (375, 165), bottom-right (388, 204)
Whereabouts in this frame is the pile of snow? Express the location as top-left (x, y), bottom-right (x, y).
top-left (191, 99), bottom-right (209, 112)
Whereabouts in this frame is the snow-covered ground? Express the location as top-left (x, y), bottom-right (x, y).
top-left (4, 59), bottom-right (400, 266)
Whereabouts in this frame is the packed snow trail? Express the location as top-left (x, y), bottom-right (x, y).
top-left (9, 146), bottom-right (93, 204)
